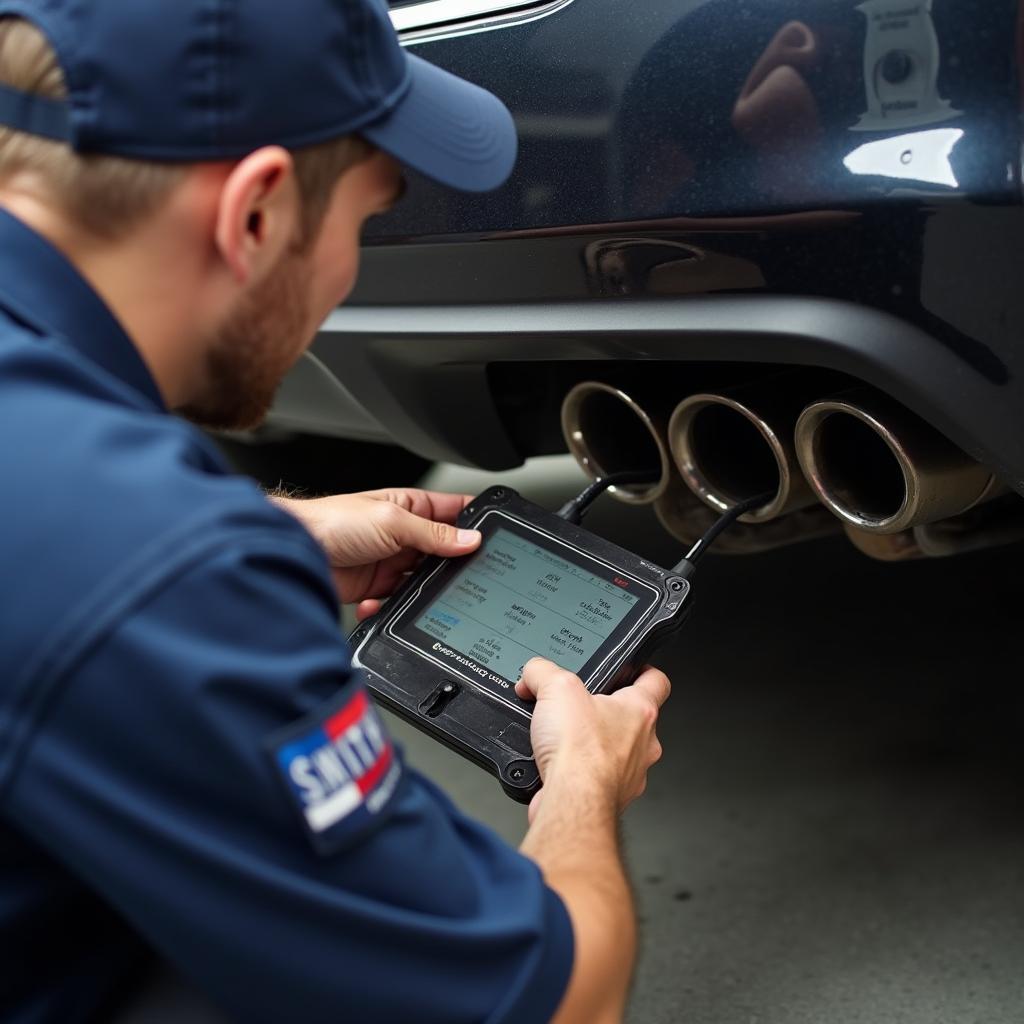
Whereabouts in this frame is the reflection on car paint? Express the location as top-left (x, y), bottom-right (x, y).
top-left (367, 0), bottom-right (1016, 238)
top-left (853, 0), bottom-right (960, 132)
top-left (843, 127), bottom-right (963, 188)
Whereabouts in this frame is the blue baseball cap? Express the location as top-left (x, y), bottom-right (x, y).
top-left (0, 0), bottom-right (517, 192)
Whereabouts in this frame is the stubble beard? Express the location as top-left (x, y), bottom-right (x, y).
top-left (179, 250), bottom-right (311, 431)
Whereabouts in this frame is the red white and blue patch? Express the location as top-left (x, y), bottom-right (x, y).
top-left (269, 687), bottom-right (403, 854)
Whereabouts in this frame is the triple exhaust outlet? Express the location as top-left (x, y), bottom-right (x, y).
top-left (560, 379), bottom-right (998, 544)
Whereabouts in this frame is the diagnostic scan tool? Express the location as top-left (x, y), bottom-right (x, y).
top-left (351, 482), bottom-right (762, 803)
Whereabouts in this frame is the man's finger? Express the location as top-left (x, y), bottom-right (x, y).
top-left (379, 503), bottom-right (481, 557)
top-left (363, 488), bottom-right (476, 526)
top-left (374, 546), bottom-right (423, 578)
top-left (397, 489), bottom-right (476, 526)
top-left (336, 548), bottom-right (419, 605)
top-left (515, 657), bottom-right (553, 700)
top-left (426, 490), bottom-right (477, 523)
top-left (515, 657), bottom-right (583, 701)
top-left (356, 599), bottom-right (381, 621)
top-left (629, 666), bottom-right (671, 708)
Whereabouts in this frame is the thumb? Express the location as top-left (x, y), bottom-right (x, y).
top-left (514, 658), bottom-right (585, 702)
top-left (382, 504), bottom-right (482, 558)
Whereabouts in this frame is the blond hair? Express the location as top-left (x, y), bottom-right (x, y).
top-left (0, 17), bottom-right (372, 244)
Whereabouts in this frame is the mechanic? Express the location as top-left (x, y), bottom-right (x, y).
top-left (0, 2), bottom-right (670, 1022)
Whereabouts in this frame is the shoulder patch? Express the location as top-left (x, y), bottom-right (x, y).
top-left (268, 686), bottom-right (403, 855)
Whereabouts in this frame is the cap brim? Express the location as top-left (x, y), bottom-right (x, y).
top-left (360, 53), bottom-right (517, 193)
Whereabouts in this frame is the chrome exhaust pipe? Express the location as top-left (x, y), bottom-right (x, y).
top-left (667, 378), bottom-right (818, 523)
top-left (560, 381), bottom-right (671, 504)
top-left (795, 389), bottom-right (995, 534)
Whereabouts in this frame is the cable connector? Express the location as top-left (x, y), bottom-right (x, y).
top-left (672, 491), bottom-right (774, 580)
top-left (556, 471), bottom-right (659, 525)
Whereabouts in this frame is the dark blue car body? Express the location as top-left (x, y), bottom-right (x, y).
top-left (284, 0), bottom-right (1024, 495)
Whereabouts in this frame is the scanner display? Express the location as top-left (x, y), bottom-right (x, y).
top-left (412, 527), bottom-right (639, 681)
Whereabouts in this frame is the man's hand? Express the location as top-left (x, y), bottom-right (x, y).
top-left (515, 658), bottom-right (669, 823)
top-left (272, 488), bottom-right (481, 613)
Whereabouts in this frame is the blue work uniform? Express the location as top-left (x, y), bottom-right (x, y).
top-left (0, 209), bottom-right (573, 1024)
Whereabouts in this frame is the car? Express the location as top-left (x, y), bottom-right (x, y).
top-left (265, 0), bottom-right (1024, 563)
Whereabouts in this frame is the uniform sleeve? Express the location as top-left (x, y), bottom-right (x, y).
top-left (5, 521), bottom-right (573, 1024)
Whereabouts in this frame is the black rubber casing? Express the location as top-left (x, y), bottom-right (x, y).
top-left (350, 486), bottom-right (691, 803)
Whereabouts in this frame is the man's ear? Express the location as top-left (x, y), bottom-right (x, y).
top-left (213, 146), bottom-right (299, 284)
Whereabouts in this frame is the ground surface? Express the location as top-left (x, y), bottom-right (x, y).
top-left (403, 457), bottom-right (1024, 1024)
top-left (120, 455), bottom-right (1024, 1023)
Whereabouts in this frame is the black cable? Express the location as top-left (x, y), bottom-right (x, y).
top-left (556, 470), bottom-right (659, 524)
top-left (558, 474), bottom-right (771, 581)
top-left (672, 490), bottom-right (774, 578)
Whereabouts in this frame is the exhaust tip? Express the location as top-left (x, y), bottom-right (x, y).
top-left (668, 394), bottom-right (794, 522)
top-left (560, 381), bottom-right (669, 505)
top-left (796, 402), bottom-right (909, 530)
top-left (795, 391), bottom-right (993, 534)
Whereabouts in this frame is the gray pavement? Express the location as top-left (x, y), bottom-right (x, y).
top-left (405, 457), bottom-right (1024, 1024)
top-left (119, 455), bottom-right (1024, 1023)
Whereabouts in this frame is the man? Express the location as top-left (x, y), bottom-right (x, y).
top-left (0, 2), bottom-right (670, 1022)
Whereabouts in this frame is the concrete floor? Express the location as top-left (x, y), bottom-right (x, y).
top-left (120, 455), bottom-right (1024, 1023)
top-left (399, 457), bottom-right (1024, 1024)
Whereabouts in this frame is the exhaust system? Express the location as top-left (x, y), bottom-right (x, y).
top-left (666, 377), bottom-right (819, 523)
top-left (560, 381), bottom-right (671, 504)
top-left (560, 376), bottom-right (1017, 560)
top-left (794, 389), bottom-right (996, 534)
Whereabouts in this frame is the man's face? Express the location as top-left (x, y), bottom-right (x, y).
top-left (180, 149), bottom-right (403, 430)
